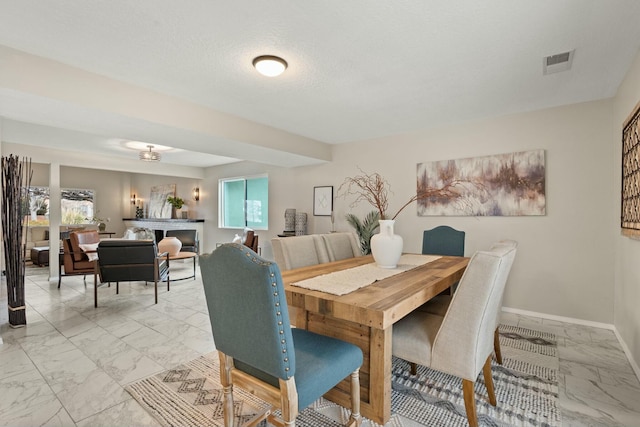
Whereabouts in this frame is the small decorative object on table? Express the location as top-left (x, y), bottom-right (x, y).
top-left (88, 212), bottom-right (110, 232)
top-left (158, 236), bottom-right (182, 257)
top-left (295, 212), bottom-right (307, 235)
top-left (284, 208), bottom-right (296, 232)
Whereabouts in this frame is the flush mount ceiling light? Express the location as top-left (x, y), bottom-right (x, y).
top-left (139, 145), bottom-right (161, 161)
top-left (252, 55), bottom-right (288, 77)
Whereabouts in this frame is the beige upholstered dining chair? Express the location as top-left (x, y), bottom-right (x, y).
top-left (322, 232), bottom-right (362, 261)
top-left (417, 240), bottom-right (518, 364)
top-left (392, 244), bottom-right (517, 427)
top-left (271, 235), bottom-right (329, 270)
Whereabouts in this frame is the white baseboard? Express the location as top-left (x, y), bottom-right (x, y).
top-left (502, 306), bottom-right (640, 382)
top-left (613, 328), bottom-right (640, 384)
top-left (502, 306), bottom-right (615, 330)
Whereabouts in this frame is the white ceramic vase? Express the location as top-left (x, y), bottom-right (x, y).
top-left (370, 219), bottom-right (403, 268)
top-left (158, 236), bottom-right (182, 257)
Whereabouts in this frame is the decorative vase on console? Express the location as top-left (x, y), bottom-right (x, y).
top-left (370, 219), bottom-right (403, 268)
top-left (158, 236), bottom-right (182, 257)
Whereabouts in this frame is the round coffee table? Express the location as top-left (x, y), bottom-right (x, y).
top-left (167, 251), bottom-right (198, 282)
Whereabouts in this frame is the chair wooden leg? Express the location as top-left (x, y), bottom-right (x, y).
top-left (279, 377), bottom-right (298, 426)
top-left (483, 356), bottom-right (497, 406)
top-left (462, 379), bottom-right (478, 427)
top-left (494, 327), bottom-right (503, 365)
top-left (410, 362), bottom-right (418, 375)
top-left (348, 369), bottom-right (362, 427)
top-left (218, 353), bottom-right (235, 427)
top-left (154, 279), bottom-right (158, 304)
top-left (93, 271), bottom-right (98, 308)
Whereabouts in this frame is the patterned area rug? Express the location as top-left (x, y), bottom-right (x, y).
top-left (126, 325), bottom-right (559, 427)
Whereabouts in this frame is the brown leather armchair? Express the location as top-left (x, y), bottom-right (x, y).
top-left (59, 230), bottom-right (100, 288)
top-left (244, 230), bottom-right (259, 253)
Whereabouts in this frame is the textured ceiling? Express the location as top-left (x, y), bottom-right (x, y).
top-left (1, 0), bottom-right (640, 167)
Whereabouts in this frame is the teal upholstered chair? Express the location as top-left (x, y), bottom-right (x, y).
top-left (422, 225), bottom-right (465, 257)
top-left (422, 225), bottom-right (465, 297)
top-left (200, 243), bottom-right (363, 427)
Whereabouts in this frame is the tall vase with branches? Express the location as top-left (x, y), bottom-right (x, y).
top-left (338, 167), bottom-right (482, 267)
top-left (1, 155), bottom-right (32, 327)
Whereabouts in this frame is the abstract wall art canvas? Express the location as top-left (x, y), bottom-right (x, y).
top-left (417, 149), bottom-right (546, 216)
top-left (148, 184), bottom-right (175, 218)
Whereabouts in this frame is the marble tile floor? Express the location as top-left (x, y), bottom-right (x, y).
top-left (1, 265), bottom-right (639, 426)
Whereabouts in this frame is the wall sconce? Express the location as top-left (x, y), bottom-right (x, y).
top-left (193, 187), bottom-right (200, 202)
top-left (131, 194), bottom-right (136, 205)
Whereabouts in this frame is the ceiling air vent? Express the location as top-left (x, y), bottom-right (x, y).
top-left (543, 49), bottom-right (575, 75)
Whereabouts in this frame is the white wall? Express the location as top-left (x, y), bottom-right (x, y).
top-left (60, 166), bottom-right (131, 236)
top-left (201, 161), bottom-right (296, 255)
top-left (201, 98), bottom-right (616, 327)
top-left (4, 99), bottom-right (619, 328)
top-left (2, 75), bottom-right (628, 344)
top-left (280, 100), bottom-right (616, 324)
top-left (131, 173), bottom-right (203, 220)
top-left (613, 50), bottom-right (640, 369)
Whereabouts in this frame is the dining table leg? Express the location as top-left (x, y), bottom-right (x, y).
top-left (307, 311), bottom-right (392, 424)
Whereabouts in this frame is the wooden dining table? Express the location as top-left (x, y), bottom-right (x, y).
top-left (281, 254), bottom-right (469, 424)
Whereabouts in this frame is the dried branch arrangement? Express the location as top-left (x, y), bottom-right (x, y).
top-left (338, 168), bottom-right (480, 220)
top-left (1, 155), bottom-right (32, 327)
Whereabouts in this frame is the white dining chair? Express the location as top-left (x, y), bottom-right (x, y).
top-left (392, 244), bottom-right (517, 427)
top-left (417, 240), bottom-right (517, 364)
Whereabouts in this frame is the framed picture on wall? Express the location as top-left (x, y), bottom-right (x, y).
top-left (621, 99), bottom-right (640, 237)
top-left (313, 186), bottom-right (333, 216)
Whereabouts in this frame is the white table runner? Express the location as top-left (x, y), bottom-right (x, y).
top-left (291, 254), bottom-right (441, 296)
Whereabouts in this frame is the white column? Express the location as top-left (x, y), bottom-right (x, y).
top-left (48, 163), bottom-right (61, 283)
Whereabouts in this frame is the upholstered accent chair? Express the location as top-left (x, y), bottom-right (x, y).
top-left (418, 240), bottom-right (518, 365)
top-left (322, 232), bottom-right (362, 262)
top-left (271, 235), bottom-right (330, 270)
top-left (200, 243), bottom-right (363, 427)
top-left (59, 230), bottom-right (100, 288)
top-left (392, 244), bottom-right (517, 427)
top-left (94, 240), bottom-right (170, 308)
top-left (165, 229), bottom-right (198, 253)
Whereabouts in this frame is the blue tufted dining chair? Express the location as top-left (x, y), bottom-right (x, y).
top-left (200, 243), bottom-right (363, 427)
